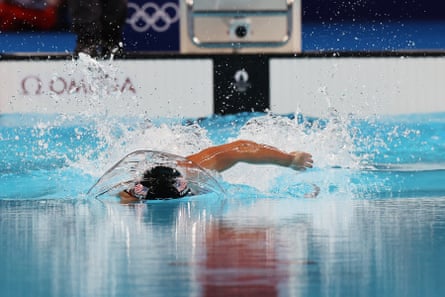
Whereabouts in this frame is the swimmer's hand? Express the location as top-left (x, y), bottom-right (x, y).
top-left (289, 151), bottom-right (313, 171)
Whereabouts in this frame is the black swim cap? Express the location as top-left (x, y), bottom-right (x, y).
top-left (139, 166), bottom-right (191, 199)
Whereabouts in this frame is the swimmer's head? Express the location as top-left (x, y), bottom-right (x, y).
top-left (132, 166), bottom-right (191, 200)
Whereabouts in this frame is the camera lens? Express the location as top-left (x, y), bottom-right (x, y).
top-left (235, 25), bottom-right (248, 38)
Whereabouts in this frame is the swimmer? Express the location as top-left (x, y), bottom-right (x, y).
top-left (120, 140), bottom-right (313, 202)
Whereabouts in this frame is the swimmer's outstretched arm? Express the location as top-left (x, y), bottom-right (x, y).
top-left (186, 140), bottom-right (313, 172)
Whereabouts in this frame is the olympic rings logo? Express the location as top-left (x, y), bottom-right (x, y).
top-left (126, 2), bottom-right (180, 33)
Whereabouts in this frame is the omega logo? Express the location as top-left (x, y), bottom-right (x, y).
top-left (21, 75), bottom-right (136, 96)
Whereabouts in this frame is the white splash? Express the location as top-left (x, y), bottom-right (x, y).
top-left (52, 55), bottom-right (367, 197)
top-left (218, 111), bottom-right (361, 194)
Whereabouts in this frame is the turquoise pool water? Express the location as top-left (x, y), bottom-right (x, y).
top-left (1, 109), bottom-right (445, 297)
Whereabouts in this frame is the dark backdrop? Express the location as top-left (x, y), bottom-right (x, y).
top-left (302, 0), bottom-right (445, 22)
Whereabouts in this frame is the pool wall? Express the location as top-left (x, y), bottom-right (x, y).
top-left (1, 53), bottom-right (445, 118)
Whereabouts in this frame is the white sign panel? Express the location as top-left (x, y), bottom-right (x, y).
top-left (270, 56), bottom-right (445, 117)
top-left (0, 58), bottom-right (213, 118)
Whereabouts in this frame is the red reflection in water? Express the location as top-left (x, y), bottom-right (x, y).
top-left (200, 223), bottom-right (288, 297)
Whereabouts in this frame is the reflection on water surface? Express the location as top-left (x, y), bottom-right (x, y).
top-left (1, 196), bottom-right (444, 297)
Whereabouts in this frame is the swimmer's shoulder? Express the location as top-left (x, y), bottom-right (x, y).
top-left (119, 190), bottom-right (138, 203)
